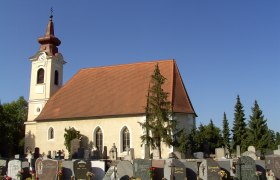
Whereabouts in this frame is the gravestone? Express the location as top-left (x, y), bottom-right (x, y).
top-left (153, 149), bottom-right (160, 159)
top-left (124, 148), bottom-right (135, 161)
top-left (8, 159), bottom-right (22, 180)
top-left (84, 149), bottom-right (90, 160)
top-left (236, 145), bottom-right (241, 157)
top-left (248, 146), bottom-right (256, 153)
top-left (164, 159), bottom-right (186, 180)
top-left (117, 160), bottom-right (134, 180)
top-left (236, 156), bottom-right (257, 180)
top-left (73, 160), bottom-right (91, 180)
top-left (34, 147), bottom-right (40, 159)
top-left (242, 151), bottom-right (257, 160)
top-left (182, 160), bottom-right (198, 180)
top-left (133, 159), bottom-right (151, 180)
top-left (255, 160), bottom-right (266, 180)
top-left (193, 152), bottom-right (204, 159)
top-left (109, 143), bottom-right (117, 160)
top-left (217, 160), bottom-right (231, 180)
top-left (78, 148), bottom-right (85, 159)
top-left (0, 159), bottom-right (7, 178)
top-left (22, 161), bottom-right (31, 179)
top-left (206, 158), bottom-right (220, 180)
top-left (265, 155), bottom-right (280, 179)
top-left (35, 158), bottom-right (58, 180)
top-left (152, 160), bottom-right (164, 180)
top-left (215, 148), bottom-right (225, 159)
top-left (62, 160), bottom-right (74, 180)
top-left (91, 160), bottom-right (105, 180)
top-left (70, 138), bottom-right (80, 159)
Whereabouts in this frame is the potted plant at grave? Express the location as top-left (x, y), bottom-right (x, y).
top-left (57, 161), bottom-right (63, 180)
top-left (218, 170), bottom-right (227, 180)
top-left (149, 167), bottom-right (156, 180)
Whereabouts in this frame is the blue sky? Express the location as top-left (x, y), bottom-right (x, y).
top-left (0, 1), bottom-right (279, 132)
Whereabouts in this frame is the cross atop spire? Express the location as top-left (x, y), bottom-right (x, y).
top-left (37, 11), bottom-right (61, 56)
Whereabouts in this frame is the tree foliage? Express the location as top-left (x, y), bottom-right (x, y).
top-left (232, 95), bottom-right (247, 152)
top-left (245, 101), bottom-right (272, 153)
top-left (222, 112), bottom-right (231, 151)
top-left (139, 64), bottom-right (175, 159)
top-left (177, 129), bottom-right (189, 154)
top-left (64, 127), bottom-right (81, 153)
top-left (0, 97), bottom-right (28, 157)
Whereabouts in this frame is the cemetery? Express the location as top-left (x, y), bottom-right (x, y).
top-left (1, 142), bottom-right (280, 180)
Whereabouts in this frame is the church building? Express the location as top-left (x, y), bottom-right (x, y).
top-left (24, 15), bottom-right (196, 159)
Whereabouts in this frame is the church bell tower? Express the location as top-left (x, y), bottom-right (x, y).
top-left (25, 14), bottom-right (66, 151)
top-left (27, 14), bottom-right (66, 121)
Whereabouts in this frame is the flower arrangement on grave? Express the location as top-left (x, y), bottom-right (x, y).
top-left (149, 167), bottom-right (156, 179)
top-left (218, 170), bottom-right (227, 180)
top-left (86, 171), bottom-right (94, 180)
top-left (3, 175), bottom-right (12, 180)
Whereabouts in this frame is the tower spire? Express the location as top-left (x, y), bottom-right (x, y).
top-left (38, 9), bottom-right (61, 56)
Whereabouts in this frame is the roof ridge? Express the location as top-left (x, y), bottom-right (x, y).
top-left (80, 59), bottom-right (175, 71)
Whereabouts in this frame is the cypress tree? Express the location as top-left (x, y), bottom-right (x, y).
top-left (232, 95), bottom-right (247, 152)
top-left (139, 64), bottom-right (175, 159)
top-left (245, 100), bottom-right (271, 153)
top-left (222, 112), bottom-right (231, 152)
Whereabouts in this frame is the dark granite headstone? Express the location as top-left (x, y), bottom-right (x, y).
top-left (172, 159), bottom-right (186, 180)
top-left (182, 161), bottom-right (198, 180)
top-left (117, 161), bottom-right (134, 180)
top-left (236, 156), bottom-right (257, 180)
top-left (22, 161), bottom-right (31, 179)
top-left (133, 159), bottom-right (151, 180)
top-left (152, 160), bottom-right (164, 180)
top-left (35, 158), bottom-right (58, 180)
top-left (71, 138), bottom-right (80, 159)
top-left (217, 160), bottom-right (231, 179)
top-left (255, 160), bottom-right (266, 180)
top-left (62, 160), bottom-right (74, 180)
top-left (265, 155), bottom-right (280, 179)
top-left (206, 158), bottom-right (220, 180)
top-left (78, 148), bottom-right (85, 159)
top-left (73, 160), bottom-right (91, 180)
top-left (34, 147), bottom-right (40, 159)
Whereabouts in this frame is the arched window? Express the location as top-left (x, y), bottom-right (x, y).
top-left (37, 68), bottom-right (44, 84)
top-left (54, 70), bottom-right (59, 85)
top-left (122, 127), bottom-right (130, 151)
top-left (48, 127), bottom-right (54, 140)
top-left (95, 127), bottom-right (103, 152)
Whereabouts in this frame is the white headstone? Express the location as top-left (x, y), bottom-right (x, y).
top-left (215, 148), bottom-right (225, 159)
top-left (8, 160), bottom-right (22, 180)
top-left (248, 146), bottom-right (256, 153)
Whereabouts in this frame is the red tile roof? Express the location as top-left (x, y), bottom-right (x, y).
top-left (36, 60), bottom-right (196, 121)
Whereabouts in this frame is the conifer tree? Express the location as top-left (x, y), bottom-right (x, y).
top-left (222, 112), bottom-right (231, 151)
top-left (245, 100), bottom-right (271, 153)
top-left (139, 64), bottom-right (175, 159)
top-left (177, 129), bottom-right (189, 155)
top-left (275, 132), bottom-right (280, 148)
top-left (232, 95), bottom-right (247, 152)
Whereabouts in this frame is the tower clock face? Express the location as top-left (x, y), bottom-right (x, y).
top-left (38, 54), bottom-right (46, 61)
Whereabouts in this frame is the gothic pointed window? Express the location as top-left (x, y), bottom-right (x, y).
top-left (122, 127), bottom-right (130, 151)
top-left (95, 127), bottom-right (103, 152)
top-left (37, 68), bottom-right (45, 84)
top-left (54, 70), bottom-right (59, 85)
top-left (48, 127), bottom-right (54, 140)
